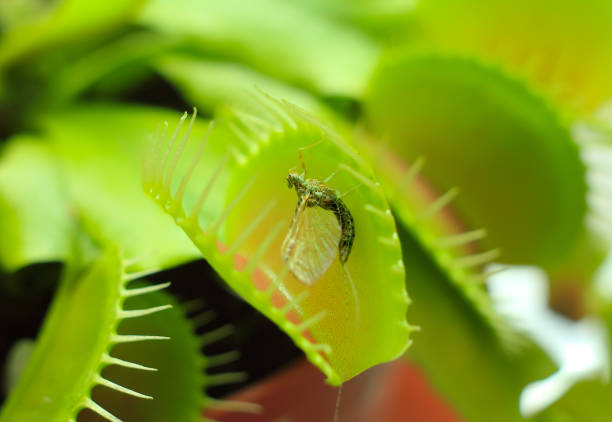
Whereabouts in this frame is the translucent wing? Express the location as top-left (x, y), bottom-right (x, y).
top-left (282, 195), bottom-right (342, 285)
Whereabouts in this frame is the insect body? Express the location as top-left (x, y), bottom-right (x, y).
top-left (282, 169), bottom-right (355, 285)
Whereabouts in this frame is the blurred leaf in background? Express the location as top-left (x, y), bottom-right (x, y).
top-left (0, 0), bottom-right (611, 421)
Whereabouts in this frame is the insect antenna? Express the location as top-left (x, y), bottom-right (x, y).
top-left (339, 184), bottom-right (362, 199)
top-left (321, 165), bottom-right (366, 199)
top-left (297, 137), bottom-right (326, 176)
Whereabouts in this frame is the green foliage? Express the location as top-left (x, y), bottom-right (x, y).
top-left (0, 247), bottom-right (175, 421)
top-left (0, 0), bottom-right (610, 421)
top-left (49, 32), bottom-right (175, 105)
top-left (38, 104), bottom-right (202, 270)
top-left (0, 104), bottom-right (202, 272)
top-left (0, 244), bottom-right (248, 422)
top-left (143, 96), bottom-right (413, 384)
top-left (411, 0), bottom-right (612, 116)
top-left (0, 139), bottom-right (71, 270)
top-left (154, 54), bottom-right (327, 116)
top-left (399, 226), bottom-right (558, 422)
top-left (0, 0), bottom-right (144, 69)
top-left (366, 52), bottom-right (587, 269)
top-left (138, 0), bottom-right (379, 97)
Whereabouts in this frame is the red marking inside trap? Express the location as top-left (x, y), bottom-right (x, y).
top-left (252, 268), bottom-right (270, 291)
top-left (268, 290), bottom-right (285, 309)
top-left (233, 254), bottom-right (247, 271)
top-left (215, 238), bottom-right (324, 360)
top-left (216, 239), bottom-right (228, 254)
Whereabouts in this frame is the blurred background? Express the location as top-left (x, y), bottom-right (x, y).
top-left (1, 0), bottom-right (612, 421)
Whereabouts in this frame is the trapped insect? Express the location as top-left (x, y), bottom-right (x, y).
top-left (281, 168), bottom-right (355, 286)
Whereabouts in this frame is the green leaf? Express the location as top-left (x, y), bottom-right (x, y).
top-left (49, 32), bottom-right (176, 105)
top-left (84, 281), bottom-right (258, 421)
top-left (412, 0), bottom-right (612, 116)
top-left (366, 52), bottom-right (587, 269)
top-left (143, 95), bottom-right (413, 384)
top-left (0, 0), bottom-right (145, 69)
top-left (138, 0), bottom-right (379, 97)
top-left (0, 248), bottom-right (155, 421)
top-left (291, 0), bottom-right (418, 39)
top-left (0, 246), bottom-right (231, 422)
top-left (37, 103), bottom-right (201, 270)
top-left (399, 227), bottom-right (554, 422)
top-left (154, 54), bottom-right (329, 117)
top-left (0, 138), bottom-right (72, 271)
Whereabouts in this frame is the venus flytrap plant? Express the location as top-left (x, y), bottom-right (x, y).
top-left (411, 0), bottom-right (612, 117)
top-left (0, 138), bottom-right (72, 270)
top-left (362, 144), bottom-right (515, 346)
top-left (153, 54), bottom-right (330, 119)
top-left (0, 0), bottom-right (145, 70)
top-left (361, 49), bottom-right (596, 422)
top-left (393, 228), bottom-right (536, 422)
top-left (0, 105), bottom-right (211, 274)
top-left (0, 1), bottom-right (611, 421)
top-left (361, 52), bottom-right (588, 351)
top-left (0, 248), bottom-right (175, 422)
top-left (366, 52), bottom-right (588, 270)
top-left (86, 282), bottom-right (261, 422)
top-left (144, 94), bottom-right (413, 384)
top-left (0, 246), bottom-right (256, 422)
top-left (137, 0), bottom-right (379, 99)
top-left (36, 104), bottom-right (207, 272)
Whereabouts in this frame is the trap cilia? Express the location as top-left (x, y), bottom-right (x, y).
top-left (143, 94), bottom-right (413, 384)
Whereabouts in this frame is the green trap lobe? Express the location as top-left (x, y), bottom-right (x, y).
top-left (366, 53), bottom-right (587, 269)
top-left (143, 96), bottom-right (412, 384)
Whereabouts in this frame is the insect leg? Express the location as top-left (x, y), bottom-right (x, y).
top-left (339, 184), bottom-right (362, 199)
top-left (324, 163), bottom-right (372, 198)
top-left (320, 169), bottom-right (361, 196)
top-left (322, 170), bottom-right (338, 183)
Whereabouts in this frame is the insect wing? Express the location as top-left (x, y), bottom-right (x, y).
top-left (282, 197), bottom-right (341, 285)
